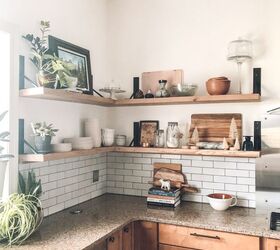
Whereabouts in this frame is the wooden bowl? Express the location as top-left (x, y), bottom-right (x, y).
top-left (206, 79), bottom-right (230, 95)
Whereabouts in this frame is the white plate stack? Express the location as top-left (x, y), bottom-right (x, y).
top-left (64, 137), bottom-right (94, 150)
top-left (85, 118), bottom-right (102, 147)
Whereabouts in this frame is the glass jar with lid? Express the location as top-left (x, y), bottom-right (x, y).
top-left (154, 129), bottom-right (165, 148)
top-left (166, 122), bottom-right (181, 148)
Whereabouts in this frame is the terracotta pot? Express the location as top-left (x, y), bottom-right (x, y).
top-left (206, 79), bottom-right (230, 95)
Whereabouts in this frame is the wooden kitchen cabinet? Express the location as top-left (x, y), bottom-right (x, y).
top-left (122, 223), bottom-right (133, 250)
top-left (134, 221), bottom-right (158, 250)
top-left (159, 223), bottom-right (260, 250)
top-left (107, 230), bottom-right (122, 250)
top-left (159, 244), bottom-right (195, 250)
top-left (262, 238), bottom-right (280, 250)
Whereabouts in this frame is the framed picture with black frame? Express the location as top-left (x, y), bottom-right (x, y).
top-left (139, 120), bottom-right (159, 147)
top-left (48, 35), bottom-right (93, 93)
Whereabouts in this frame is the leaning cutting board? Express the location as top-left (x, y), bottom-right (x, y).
top-left (142, 69), bottom-right (184, 94)
top-left (189, 113), bottom-right (242, 145)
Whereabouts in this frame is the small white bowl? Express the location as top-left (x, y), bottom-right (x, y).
top-left (51, 143), bottom-right (72, 153)
top-left (207, 193), bottom-right (237, 211)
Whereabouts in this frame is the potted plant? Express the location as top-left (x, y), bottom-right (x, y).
top-left (0, 171), bottom-right (43, 246)
top-left (31, 122), bottom-right (58, 154)
top-left (0, 111), bottom-right (14, 200)
top-left (23, 21), bottom-right (75, 88)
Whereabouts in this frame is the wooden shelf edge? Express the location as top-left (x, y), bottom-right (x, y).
top-left (19, 146), bottom-right (260, 163)
top-left (114, 94), bottom-right (261, 106)
top-left (19, 87), bottom-right (114, 106)
top-left (19, 147), bottom-right (114, 163)
top-left (114, 147), bottom-right (261, 158)
top-left (20, 88), bottom-right (260, 107)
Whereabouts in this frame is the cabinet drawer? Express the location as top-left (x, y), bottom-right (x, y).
top-left (159, 224), bottom-right (260, 250)
top-left (159, 243), bottom-right (195, 250)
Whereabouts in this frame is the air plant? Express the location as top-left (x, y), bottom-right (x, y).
top-left (23, 21), bottom-right (75, 88)
top-left (31, 122), bottom-right (58, 140)
top-left (0, 171), bottom-right (43, 246)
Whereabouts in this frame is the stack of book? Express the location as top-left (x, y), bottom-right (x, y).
top-left (147, 187), bottom-right (181, 208)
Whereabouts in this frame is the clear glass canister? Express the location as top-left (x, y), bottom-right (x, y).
top-left (166, 122), bottom-right (180, 148)
top-left (154, 129), bottom-right (164, 148)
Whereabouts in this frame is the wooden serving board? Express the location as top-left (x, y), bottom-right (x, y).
top-left (189, 113), bottom-right (242, 145)
top-left (142, 69), bottom-right (184, 94)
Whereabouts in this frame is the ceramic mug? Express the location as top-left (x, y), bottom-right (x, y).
top-left (101, 128), bottom-right (115, 146)
top-left (207, 193), bottom-right (237, 211)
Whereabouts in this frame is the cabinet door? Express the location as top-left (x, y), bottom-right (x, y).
top-left (134, 221), bottom-right (158, 250)
top-left (107, 230), bottom-right (122, 250)
top-left (263, 238), bottom-right (280, 250)
top-left (122, 223), bottom-right (133, 250)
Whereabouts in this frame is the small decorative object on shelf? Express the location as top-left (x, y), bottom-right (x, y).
top-left (144, 89), bottom-right (154, 98)
top-left (154, 129), bottom-right (165, 148)
top-left (227, 38), bottom-right (253, 94)
top-left (189, 126), bottom-right (199, 148)
top-left (85, 118), bottom-right (102, 147)
top-left (101, 128), bottom-right (115, 146)
top-left (115, 135), bottom-right (126, 146)
top-left (166, 122), bottom-right (181, 148)
top-left (229, 117), bottom-right (238, 145)
top-left (99, 87), bottom-right (126, 100)
top-left (31, 122), bottom-right (58, 154)
top-left (234, 137), bottom-right (241, 150)
top-left (155, 80), bottom-right (169, 98)
top-left (169, 83), bottom-right (198, 97)
top-left (242, 136), bottom-right (254, 151)
top-left (134, 89), bottom-right (144, 99)
top-left (206, 77), bottom-right (230, 95)
top-left (223, 137), bottom-right (229, 150)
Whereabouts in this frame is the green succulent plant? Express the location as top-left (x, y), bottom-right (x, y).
top-left (18, 171), bottom-right (42, 198)
top-left (30, 122), bottom-right (59, 139)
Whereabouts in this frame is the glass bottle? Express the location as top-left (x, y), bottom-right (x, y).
top-left (242, 136), bottom-right (254, 151)
top-left (154, 130), bottom-right (164, 148)
top-left (166, 122), bottom-right (180, 148)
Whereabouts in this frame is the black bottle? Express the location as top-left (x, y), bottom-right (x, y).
top-left (242, 136), bottom-right (254, 151)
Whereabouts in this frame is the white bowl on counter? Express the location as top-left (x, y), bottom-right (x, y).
top-left (115, 135), bottom-right (126, 146)
top-left (207, 193), bottom-right (237, 211)
top-left (51, 143), bottom-right (72, 153)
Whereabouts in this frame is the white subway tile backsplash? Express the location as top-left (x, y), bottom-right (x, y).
top-left (226, 169), bottom-right (249, 177)
top-left (192, 174), bottom-right (213, 182)
top-left (237, 163), bottom-right (255, 170)
top-left (203, 182), bottom-right (224, 190)
top-left (21, 153), bottom-right (256, 216)
top-left (133, 157), bottom-right (152, 164)
top-left (192, 160), bottom-right (213, 168)
top-left (237, 177), bottom-right (255, 185)
top-left (214, 161), bottom-right (236, 169)
top-left (203, 168), bottom-right (225, 176)
top-left (214, 176), bottom-right (236, 184)
top-left (225, 184), bottom-right (248, 192)
top-left (161, 154), bottom-right (181, 159)
top-left (183, 166), bottom-right (202, 174)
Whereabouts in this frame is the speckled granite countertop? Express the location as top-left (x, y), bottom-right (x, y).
top-left (6, 194), bottom-right (280, 250)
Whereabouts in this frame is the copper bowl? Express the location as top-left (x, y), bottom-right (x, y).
top-left (206, 78), bottom-right (230, 95)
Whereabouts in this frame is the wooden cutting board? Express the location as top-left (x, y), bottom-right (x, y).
top-left (189, 113), bottom-right (242, 145)
top-left (142, 69), bottom-right (184, 94)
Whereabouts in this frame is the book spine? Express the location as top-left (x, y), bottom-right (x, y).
top-left (147, 194), bottom-right (176, 200)
top-left (147, 200), bottom-right (181, 207)
top-left (148, 190), bottom-right (179, 197)
top-left (147, 197), bottom-right (180, 204)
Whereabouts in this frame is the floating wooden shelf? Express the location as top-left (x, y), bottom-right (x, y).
top-left (19, 146), bottom-right (260, 163)
top-left (20, 87), bottom-right (260, 107)
top-left (19, 87), bottom-right (114, 106)
top-left (114, 94), bottom-right (261, 106)
top-left (19, 147), bottom-right (113, 162)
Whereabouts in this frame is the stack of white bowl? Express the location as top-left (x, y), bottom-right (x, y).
top-left (101, 128), bottom-right (115, 146)
top-left (84, 118), bottom-right (102, 147)
top-left (51, 143), bottom-right (72, 153)
top-left (64, 137), bottom-right (93, 150)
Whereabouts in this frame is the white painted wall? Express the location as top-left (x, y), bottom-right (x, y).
top-left (106, 0), bottom-right (280, 142)
top-left (0, 0), bottom-right (110, 146)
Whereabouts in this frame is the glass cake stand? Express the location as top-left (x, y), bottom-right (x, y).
top-left (99, 87), bottom-right (126, 100)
